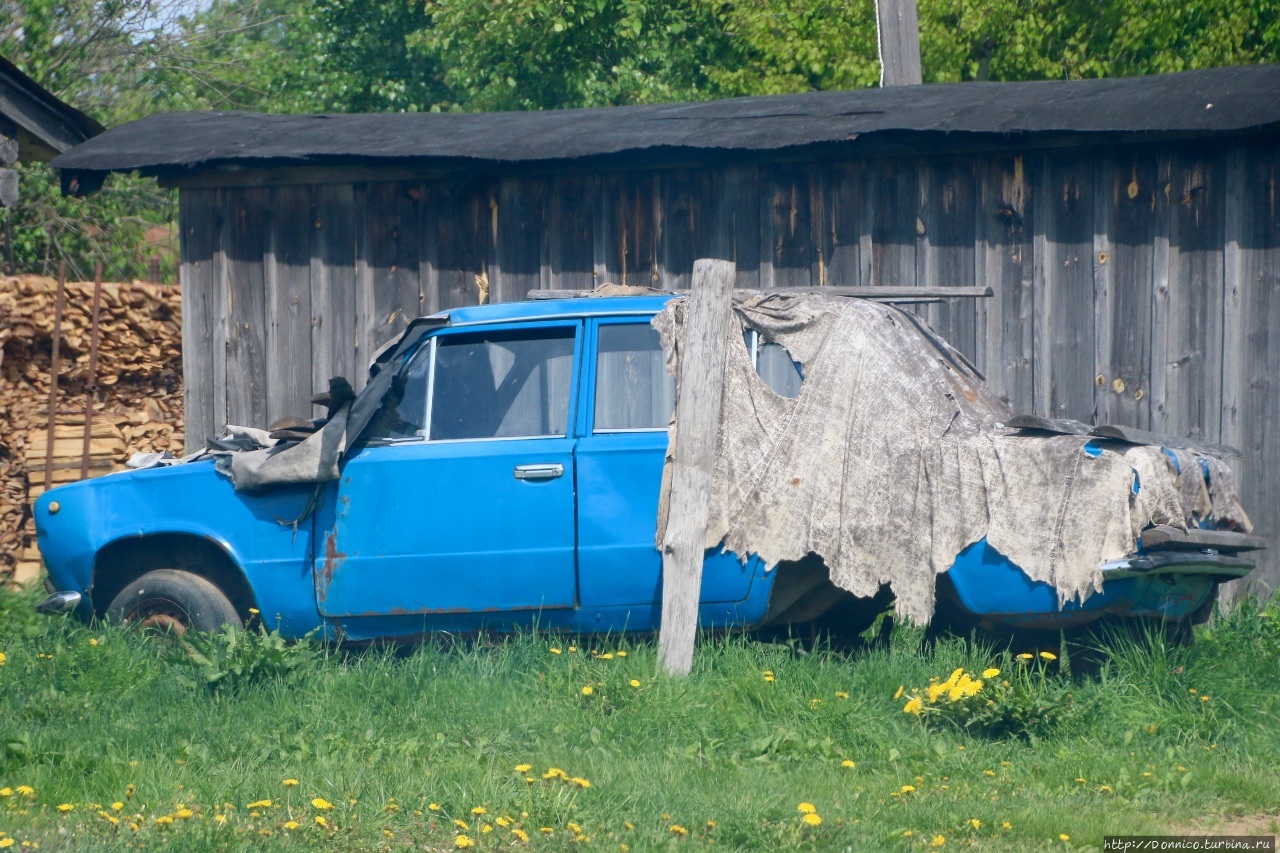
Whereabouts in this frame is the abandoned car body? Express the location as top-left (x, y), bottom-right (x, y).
top-left (33, 294), bottom-right (1261, 641)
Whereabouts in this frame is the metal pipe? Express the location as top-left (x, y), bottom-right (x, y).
top-left (43, 261), bottom-right (66, 491)
top-left (79, 262), bottom-right (104, 480)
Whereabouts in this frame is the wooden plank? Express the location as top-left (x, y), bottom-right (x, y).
top-left (759, 165), bottom-right (813, 290)
top-left (714, 166), bottom-right (760, 290)
top-left (311, 183), bottom-right (359, 394)
top-left (1223, 142), bottom-right (1279, 602)
top-left (1148, 152), bottom-right (1173, 437)
top-left (658, 258), bottom-right (736, 677)
top-left (875, 0), bottom-right (923, 85)
top-left (178, 188), bottom-right (220, 450)
top-left (362, 182), bottom-right (424, 371)
top-left (429, 177), bottom-right (488, 310)
top-left (977, 154), bottom-right (1034, 413)
top-left (820, 162), bottom-right (864, 289)
top-left (659, 168), bottom-right (716, 291)
top-left (1033, 153), bottom-right (1095, 420)
top-left (224, 187), bottom-right (270, 428)
top-left (545, 174), bottom-right (596, 292)
top-left (598, 172), bottom-right (659, 289)
top-left (1096, 153), bottom-right (1157, 429)
top-left (917, 158), bottom-right (977, 358)
top-left (1162, 149), bottom-right (1226, 441)
top-left (869, 158), bottom-right (917, 288)
top-left (264, 184), bottom-right (314, 426)
top-left (494, 177), bottom-right (545, 302)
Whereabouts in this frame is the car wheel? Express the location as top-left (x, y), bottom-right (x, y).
top-left (106, 569), bottom-right (242, 634)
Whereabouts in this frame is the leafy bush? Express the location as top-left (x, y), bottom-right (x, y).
top-left (899, 651), bottom-right (1078, 741)
top-left (166, 620), bottom-right (319, 694)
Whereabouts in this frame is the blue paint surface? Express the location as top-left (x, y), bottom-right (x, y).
top-left (33, 295), bottom-right (1246, 639)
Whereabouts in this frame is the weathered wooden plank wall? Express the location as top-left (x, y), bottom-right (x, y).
top-left (176, 136), bottom-right (1279, 599)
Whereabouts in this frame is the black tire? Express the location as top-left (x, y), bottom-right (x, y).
top-left (106, 569), bottom-right (242, 634)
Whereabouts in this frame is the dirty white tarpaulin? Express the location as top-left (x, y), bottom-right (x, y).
top-left (654, 294), bottom-right (1252, 624)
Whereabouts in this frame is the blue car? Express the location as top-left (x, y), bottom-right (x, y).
top-left (32, 294), bottom-right (1261, 642)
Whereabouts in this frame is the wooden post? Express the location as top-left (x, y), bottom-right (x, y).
top-left (657, 258), bottom-right (736, 677)
top-left (875, 0), bottom-right (923, 87)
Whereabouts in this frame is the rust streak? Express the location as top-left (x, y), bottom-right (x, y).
top-left (317, 530), bottom-right (347, 601)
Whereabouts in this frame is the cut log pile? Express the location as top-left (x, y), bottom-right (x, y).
top-left (0, 275), bottom-right (183, 585)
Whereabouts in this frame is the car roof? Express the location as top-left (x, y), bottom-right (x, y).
top-left (436, 294), bottom-right (675, 327)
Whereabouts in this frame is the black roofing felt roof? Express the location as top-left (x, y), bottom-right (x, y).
top-left (52, 64), bottom-right (1280, 176)
top-left (0, 55), bottom-right (104, 161)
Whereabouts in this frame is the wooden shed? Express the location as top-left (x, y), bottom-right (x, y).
top-left (53, 65), bottom-right (1280, 598)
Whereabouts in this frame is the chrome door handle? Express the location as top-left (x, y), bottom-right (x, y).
top-left (513, 463), bottom-right (564, 481)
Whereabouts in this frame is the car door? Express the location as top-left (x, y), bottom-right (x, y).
top-left (315, 321), bottom-right (581, 619)
top-left (575, 317), bottom-right (756, 617)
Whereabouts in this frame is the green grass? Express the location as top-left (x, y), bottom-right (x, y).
top-left (0, 587), bottom-right (1278, 851)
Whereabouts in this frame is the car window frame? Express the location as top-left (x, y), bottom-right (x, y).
top-left (583, 316), bottom-right (674, 436)
top-left (365, 319), bottom-right (583, 446)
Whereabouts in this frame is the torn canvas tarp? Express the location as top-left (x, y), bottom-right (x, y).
top-left (653, 294), bottom-right (1252, 624)
top-left (223, 404), bottom-right (350, 492)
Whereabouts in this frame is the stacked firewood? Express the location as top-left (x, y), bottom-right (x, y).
top-left (0, 275), bottom-right (184, 584)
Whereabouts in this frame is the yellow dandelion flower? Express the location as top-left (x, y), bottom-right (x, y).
top-left (797, 802), bottom-right (817, 814)
top-left (284, 820), bottom-right (299, 830)
top-left (429, 803), bottom-right (442, 811)
top-left (1002, 821), bottom-right (1012, 830)
top-left (14, 787), bottom-right (32, 798)
top-left (0, 788), bottom-right (9, 797)
top-left (248, 608), bottom-right (260, 615)
top-left (513, 828), bottom-right (530, 842)
top-left (283, 778), bottom-right (298, 787)
top-left (841, 759), bottom-right (856, 768)
top-left (89, 638), bottom-right (99, 647)
top-left (903, 830), bottom-right (914, 837)
top-left (1039, 651), bottom-right (1057, 661)
top-left (311, 798), bottom-right (334, 810)
top-left (581, 685), bottom-right (594, 696)
top-left (762, 670), bottom-right (774, 677)
top-left (624, 821), bottom-right (635, 830)
top-left (471, 806), bottom-right (486, 816)
top-left (544, 768), bottom-right (567, 780)
top-left (1099, 785), bottom-right (1113, 793)
top-left (931, 835), bottom-right (946, 847)
top-left (893, 684), bottom-right (904, 699)
top-left (481, 824), bottom-right (493, 833)
top-left (983, 668), bottom-right (1001, 678)
top-left (1059, 834), bottom-right (1070, 842)
top-left (764, 674), bottom-right (775, 682)
top-left (1075, 778), bottom-right (1086, 784)
top-left (801, 813), bottom-right (822, 826)
top-left (600, 653), bottom-right (614, 660)
top-left (969, 819), bottom-right (981, 829)
top-left (1016, 653), bottom-right (1033, 661)
top-left (56, 804), bottom-right (73, 813)
top-left (0, 653), bottom-right (6, 666)
top-left (496, 816), bottom-right (512, 827)
top-left (568, 646), bottom-right (578, 653)
top-left (570, 777), bottom-right (591, 788)
top-left (175, 808), bottom-right (194, 819)
top-left (514, 764), bottom-right (532, 773)
top-left (154, 816), bottom-right (174, 826)
top-left (549, 647), bottom-right (562, 655)
top-left (669, 825), bottom-right (689, 836)
top-left (0, 840), bottom-right (12, 849)
top-left (568, 822), bottom-right (582, 833)
top-left (454, 819), bottom-right (470, 829)
top-left (706, 820), bottom-right (717, 828)
top-left (315, 816), bottom-right (328, 828)
top-left (983, 769), bottom-right (996, 776)
top-left (903, 697), bottom-right (923, 715)
top-left (616, 651), bottom-right (627, 657)
top-left (1202, 695), bottom-right (1211, 702)
top-left (111, 802), bottom-right (123, 811)
top-left (246, 799), bottom-right (273, 809)
top-left (835, 691), bottom-right (849, 699)
top-left (630, 679), bottom-right (641, 688)
top-left (540, 827), bottom-right (554, 834)
top-left (900, 785), bottom-right (916, 793)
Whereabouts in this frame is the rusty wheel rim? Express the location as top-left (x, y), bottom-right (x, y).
top-left (130, 600), bottom-right (189, 635)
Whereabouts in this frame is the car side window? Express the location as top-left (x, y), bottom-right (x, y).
top-left (432, 328), bottom-right (575, 440)
top-left (594, 323), bottom-right (675, 431)
top-left (365, 327), bottom-right (575, 442)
